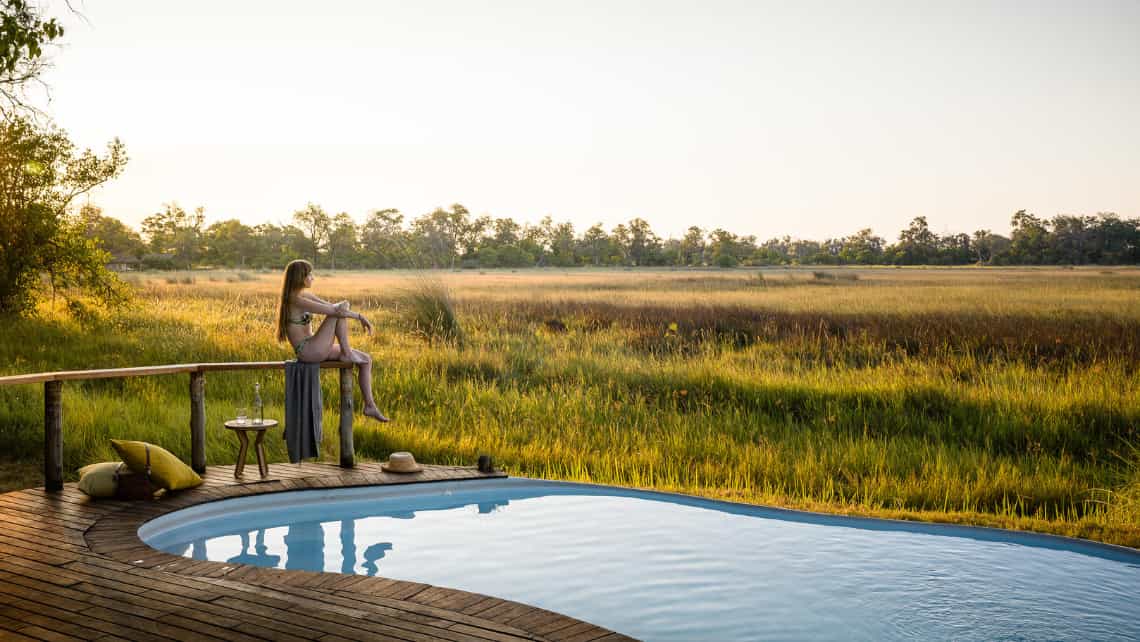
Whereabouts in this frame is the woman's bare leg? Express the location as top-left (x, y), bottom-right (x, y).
top-left (297, 316), bottom-right (341, 362)
top-left (353, 349), bottom-right (389, 422)
top-left (325, 346), bottom-right (389, 422)
top-left (334, 317), bottom-right (366, 364)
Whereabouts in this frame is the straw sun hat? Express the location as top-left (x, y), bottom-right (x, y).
top-left (381, 451), bottom-right (423, 473)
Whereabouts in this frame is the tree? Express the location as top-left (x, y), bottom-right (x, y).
top-left (579, 223), bottom-right (609, 267)
top-left (609, 224), bottom-right (630, 265)
top-left (520, 219), bottom-right (548, 266)
top-left (625, 218), bottom-right (660, 266)
top-left (970, 229), bottom-right (1010, 264)
top-left (293, 202), bottom-right (331, 266)
top-left (546, 219), bottom-right (577, 267)
top-left (707, 228), bottom-right (740, 267)
top-left (890, 216), bottom-right (939, 264)
top-left (937, 232), bottom-right (972, 265)
top-left (327, 212), bottom-right (358, 269)
top-left (679, 226), bottom-right (705, 266)
top-left (458, 212), bottom-right (490, 264)
top-left (788, 239), bottom-right (822, 264)
top-left (0, 116), bottom-right (128, 313)
top-left (360, 208), bottom-right (410, 268)
top-left (756, 236), bottom-right (791, 265)
top-left (1, 0), bottom-right (64, 115)
top-left (202, 219), bottom-right (253, 267)
top-left (77, 204), bottom-right (145, 260)
top-left (1008, 209), bottom-right (1050, 264)
top-left (140, 203), bottom-right (204, 269)
top-left (838, 228), bottom-right (884, 265)
top-left (1092, 212), bottom-right (1140, 264)
top-left (410, 204), bottom-right (472, 269)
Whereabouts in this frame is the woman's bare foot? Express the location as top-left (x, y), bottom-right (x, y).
top-left (363, 404), bottom-right (390, 422)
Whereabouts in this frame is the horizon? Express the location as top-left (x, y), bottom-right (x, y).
top-left (83, 199), bottom-right (1129, 243)
top-left (36, 1), bottom-right (1140, 240)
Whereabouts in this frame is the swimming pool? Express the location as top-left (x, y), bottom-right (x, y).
top-left (140, 478), bottom-right (1140, 641)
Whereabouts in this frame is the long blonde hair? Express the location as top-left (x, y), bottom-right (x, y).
top-left (276, 259), bottom-right (312, 342)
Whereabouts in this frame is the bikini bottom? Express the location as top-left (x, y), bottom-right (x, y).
top-left (293, 336), bottom-right (313, 360)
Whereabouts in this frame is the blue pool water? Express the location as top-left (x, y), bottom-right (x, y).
top-left (140, 479), bottom-right (1140, 641)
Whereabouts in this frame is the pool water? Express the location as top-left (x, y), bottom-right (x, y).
top-left (141, 479), bottom-right (1140, 641)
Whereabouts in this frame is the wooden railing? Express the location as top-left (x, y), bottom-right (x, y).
top-left (0, 361), bottom-right (357, 491)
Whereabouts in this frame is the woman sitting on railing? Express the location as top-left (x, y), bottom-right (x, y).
top-left (276, 259), bottom-right (389, 422)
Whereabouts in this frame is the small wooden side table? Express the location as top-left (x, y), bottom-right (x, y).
top-left (224, 419), bottom-right (278, 479)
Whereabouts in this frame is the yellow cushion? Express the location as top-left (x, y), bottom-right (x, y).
top-left (77, 461), bottom-right (128, 498)
top-left (111, 440), bottom-right (203, 491)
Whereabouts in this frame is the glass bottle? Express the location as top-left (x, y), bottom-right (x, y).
top-left (253, 382), bottom-right (263, 424)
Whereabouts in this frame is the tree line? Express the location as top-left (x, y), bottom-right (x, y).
top-left (85, 202), bottom-right (1139, 271)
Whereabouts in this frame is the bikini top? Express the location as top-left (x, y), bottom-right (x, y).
top-left (288, 310), bottom-right (312, 325)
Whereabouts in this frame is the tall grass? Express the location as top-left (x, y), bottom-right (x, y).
top-left (397, 278), bottom-right (464, 345)
top-left (1, 267), bottom-right (1138, 547)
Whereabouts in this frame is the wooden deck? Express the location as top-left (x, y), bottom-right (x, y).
top-left (0, 462), bottom-right (635, 642)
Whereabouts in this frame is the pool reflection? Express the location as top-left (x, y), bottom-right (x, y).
top-left (284, 520), bottom-right (324, 571)
top-left (227, 529), bottom-right (281, 567)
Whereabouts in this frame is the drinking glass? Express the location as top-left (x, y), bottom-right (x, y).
top-left (236, 407), bottom-right (248, 424)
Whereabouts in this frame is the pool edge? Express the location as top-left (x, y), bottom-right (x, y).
top-left (82, 464), bottom-right (635, 642)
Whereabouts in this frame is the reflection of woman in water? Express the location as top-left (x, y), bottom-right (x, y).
top-left (276, 259), bottom-right (389, 422)
top-left (227, 530), bottom-right (281, 568)
top-left (362, 542), bottom-right (394, 576)
top-left (284, 520), bottom-right (325, 571)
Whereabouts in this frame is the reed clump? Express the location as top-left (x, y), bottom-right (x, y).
top-left (398, 279), bottom-right (464, 346)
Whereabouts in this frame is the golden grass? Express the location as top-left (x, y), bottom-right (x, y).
top-left (1, 266), bottom-right (1138, 548)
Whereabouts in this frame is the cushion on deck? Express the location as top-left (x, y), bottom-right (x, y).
top-left (111, 439), bottom-right (203, 491)
top-left (77, 461), bottom-right (130, 498)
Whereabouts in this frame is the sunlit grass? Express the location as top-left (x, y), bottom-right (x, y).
top-left (1, 266), bottom-right (1138, 548)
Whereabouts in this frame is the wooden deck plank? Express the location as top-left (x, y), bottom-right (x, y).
top-left (0, 511), bottom-right (89, 536)
top-left (0, 605), bottom-right (97, 641)
top-left (212, 596), bottom-right (427, 642)
top-left (0, 543), bottom-right (81, 567)
top-left (0, 572), bottom-right (174, 623)
top-left (230, 622), bottom-right (318, 642)
top-left (256, 586), bottom-right (458, 630)
top-left (0, 613), bottom-right (30, 632)
top-left (0, 597), bottom-right (172, 642)
top-left (0, 495), bottom-right (107, 522)
top-left (6, 624), bottom-right (84, 642)
top-left (0, 630), bottom-right (41, 642)
top-left (151, 614), bottom-right (262, 642)
top-left (536, 620), bottom-right (599, 640)
top-left (557, 628), bottom-right (617, 642)
top-left (324, 592), bottom-right (540, 639)
top-left (0, 558), bottom-right (88, 587)
top-left (0, 533), bottom-right (91, 557)
top-left (448, 622), bottom-right (545, 642)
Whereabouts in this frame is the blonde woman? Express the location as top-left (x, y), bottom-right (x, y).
top-left (276, 259), bottom-right (389, 422)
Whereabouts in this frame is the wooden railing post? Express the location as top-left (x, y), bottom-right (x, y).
top-left (338, 367), bottom-right (354, 468)
top-left (44, 380), bottom-right (63, 492)
top-left (190, 371), bottom-right (206, 474)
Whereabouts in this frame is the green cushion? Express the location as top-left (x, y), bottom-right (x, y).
top-left (77, 461), bottom-right (128, 498)
top-left (111, 439), bottom-right (203, 491)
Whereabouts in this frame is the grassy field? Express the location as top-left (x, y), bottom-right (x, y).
top-left (1, 267), bottom-right (1138, 547)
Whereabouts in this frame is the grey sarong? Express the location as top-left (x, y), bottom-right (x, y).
top-left (284, 360), bottom-right (322, 463)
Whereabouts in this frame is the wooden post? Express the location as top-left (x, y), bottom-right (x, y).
top-left (338, 367), bottom-right (354, 468)
top-left (44, 380), bottom-right (63, 492)
top-left (190, 371), bottom-right (206, 474)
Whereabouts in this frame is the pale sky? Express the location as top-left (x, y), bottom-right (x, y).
top-left (37, 0), bottom-right (1140, 240)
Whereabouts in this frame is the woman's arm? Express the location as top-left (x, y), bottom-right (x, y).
top-left (302, 292), bottom-right (336, 306)
top-left (291, 293), bottom-right (352, 317)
